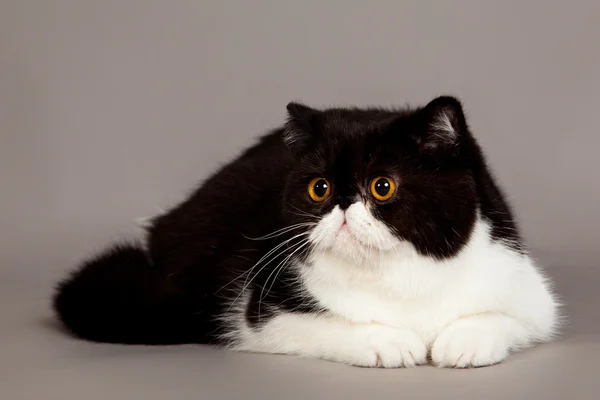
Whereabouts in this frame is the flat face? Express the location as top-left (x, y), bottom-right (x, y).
top-left (282, 103), bottom-right (477, 261)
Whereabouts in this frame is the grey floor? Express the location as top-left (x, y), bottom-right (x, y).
top-left (1, 265), bottom-right (598, 399)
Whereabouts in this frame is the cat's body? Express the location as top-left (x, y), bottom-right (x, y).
top-left (54, 96), bottom-right (559, 368)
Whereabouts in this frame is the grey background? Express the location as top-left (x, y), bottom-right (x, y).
top-left (1, 1), bottom-right (599, 399)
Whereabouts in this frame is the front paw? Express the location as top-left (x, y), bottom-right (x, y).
top-left (431, 323), bottom-right (510, 368)
top-left (349, 325), bottom-right (427, 368)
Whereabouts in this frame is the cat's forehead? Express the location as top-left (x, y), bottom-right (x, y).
top-left (296, 107), bottom-right (417, 174)
top-left (320, 112), bottom-right (411, 157)
top-left (320, 108), bottom-right (404, 137)
top-left (302, 131), bottom-right (401, 176)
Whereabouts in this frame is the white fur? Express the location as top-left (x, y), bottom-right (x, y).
top-left (430, 109), bottom-right (457, 144)
top-left (227, 203), bottom-right (559, 368)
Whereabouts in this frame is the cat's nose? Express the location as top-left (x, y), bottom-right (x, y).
top-left (337, 196), bottom-right (355, 210)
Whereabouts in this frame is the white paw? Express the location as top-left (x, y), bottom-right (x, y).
top-left (431, 324), bottom-right (510, 368)
top-left (347, 325), bottom-right (427, 368)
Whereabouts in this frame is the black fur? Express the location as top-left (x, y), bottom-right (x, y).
top-left (53, 96), bottom-right (523, 345)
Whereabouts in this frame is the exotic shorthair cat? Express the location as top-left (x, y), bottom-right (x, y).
top-left (53, 96), bottom-right (559, 368)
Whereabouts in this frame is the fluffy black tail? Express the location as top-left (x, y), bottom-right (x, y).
top-left (53, 243), bottom-right (202, 345)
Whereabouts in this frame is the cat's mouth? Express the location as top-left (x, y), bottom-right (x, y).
top-left (309, 203), bottom-right (399, 255)
top-left (334, 221), bottom-right (359, 243)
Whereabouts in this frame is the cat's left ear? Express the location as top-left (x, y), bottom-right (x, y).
top-left (283, 102), bottom-right (322, 154)
top-left (413, 96), bottom-right (468, 154)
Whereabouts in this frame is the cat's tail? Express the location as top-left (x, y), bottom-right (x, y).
top-left (53, 243), bottom-right (200, 345)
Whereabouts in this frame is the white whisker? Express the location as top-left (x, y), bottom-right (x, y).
top-left (258, 239), bottom-right (310, 320)
top-left (243, 223), bottom-right (316, 241)
top-left (215, 231), bottom-right (311, 295)
top-left (224, 233), bottom-right (311, 315)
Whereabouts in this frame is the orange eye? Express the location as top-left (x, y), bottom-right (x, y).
top-left (308, 177), bottom-right (331, 202)
top-left (370, 176), bottom-right (396, 201)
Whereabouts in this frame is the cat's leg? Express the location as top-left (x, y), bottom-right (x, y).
top-left (234, 312), bottom-right (427, 368)
top-left (430, 313), bottom-right (538, 368)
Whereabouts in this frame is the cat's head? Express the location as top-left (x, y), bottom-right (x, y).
top-left (281, 96), bottom-right (480, 262)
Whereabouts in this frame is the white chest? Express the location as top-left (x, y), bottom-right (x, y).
top-left (299, 245), bottom-right (498, 343)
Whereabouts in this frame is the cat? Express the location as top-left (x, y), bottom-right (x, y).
top-left (53, 95), bottom-right (559, 368)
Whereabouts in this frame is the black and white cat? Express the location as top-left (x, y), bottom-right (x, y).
top-left (53, 96), bottom-right (559, 368)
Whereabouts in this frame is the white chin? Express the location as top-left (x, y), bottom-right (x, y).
top-left (333, 228), bottom-right (358, 247)
top-left (330, 228), bottom-right (379, 259)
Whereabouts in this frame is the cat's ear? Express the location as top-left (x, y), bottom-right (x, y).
top-left (413, 96), bottom-right (468, 154)
top-left (283, 102), bottom-right (322, 154)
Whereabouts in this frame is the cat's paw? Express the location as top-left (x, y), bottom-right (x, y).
top-left (431, 322), bottom-right (510, 368)
top-left (348, 325), bottom-right (427, 368)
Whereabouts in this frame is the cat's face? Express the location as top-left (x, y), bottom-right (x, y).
top-left (281, 96), bottom-right (478, 262)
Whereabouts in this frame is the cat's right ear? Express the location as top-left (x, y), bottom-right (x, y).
top-left (283, 102), bottom-right (321, 154)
